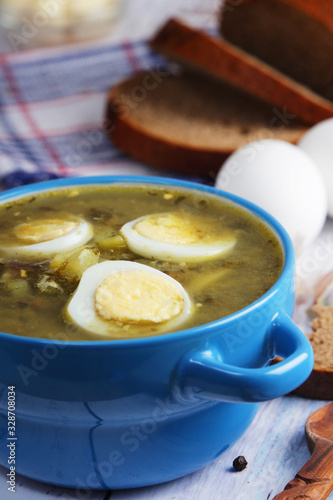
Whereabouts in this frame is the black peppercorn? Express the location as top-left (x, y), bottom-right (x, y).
top-left (232, 455), bottom-right (248, 471)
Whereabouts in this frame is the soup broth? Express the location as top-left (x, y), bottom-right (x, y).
top-left (0, 184), bottom-right (283, 341)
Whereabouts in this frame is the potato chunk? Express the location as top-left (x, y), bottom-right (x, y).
top-left (50, 247), bottom-right (100, 281)
top-left (97, 234), bottom-right (127, 251)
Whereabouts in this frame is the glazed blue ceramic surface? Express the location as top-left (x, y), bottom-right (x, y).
top-left (0, 176), bottom-right (313, 491)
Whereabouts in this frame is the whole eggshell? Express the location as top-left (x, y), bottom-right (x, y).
top-left (298, 118), bottom-right (333, 218)
top-left (215, 139), bottom-right (327, 254)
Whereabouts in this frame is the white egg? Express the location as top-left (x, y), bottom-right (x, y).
top-left (1, 216), bottom-right (93, 259)
top-left (298, 118), bottom-right (333, 218)
top-left (120, 212), bottom-right (236, 262)
top-left (215, 139), bottom-right (328, 255)
top-left (66, 260), bottom-right (192, 336)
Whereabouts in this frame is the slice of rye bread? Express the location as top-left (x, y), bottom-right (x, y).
top-left (150, 18), bottom-right (333, 125)
top-left (292, 305), bottom-right (333, 400)
top-left (106, 71), bottom-right (307, 175)
top-left (220, 0), bottom-right (333, 105)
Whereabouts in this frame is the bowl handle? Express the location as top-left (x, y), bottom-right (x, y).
top-left (172, 312), bottom-right (314, 404)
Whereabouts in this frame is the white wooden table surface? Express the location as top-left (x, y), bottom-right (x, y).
top-left (0, 0), bottom-right (332, 498)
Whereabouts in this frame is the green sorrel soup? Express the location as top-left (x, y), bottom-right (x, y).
top-left (0, 184), bottom-right (283, 341)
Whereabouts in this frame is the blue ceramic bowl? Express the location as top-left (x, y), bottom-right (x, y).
top-left (0, 176), bottom-right (313, 491)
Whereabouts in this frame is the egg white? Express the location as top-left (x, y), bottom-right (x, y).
top-left (0, 216), bottom-right (93, 259)
top-left (120, 212), bottom-right (236, 262)
top-left (66, 260), bottom-right (192, 336)
top-left (216, 139), bottom-right (328, 253)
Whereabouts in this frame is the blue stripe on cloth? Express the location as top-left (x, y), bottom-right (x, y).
top-left (1, 171), bottom-right (60, 190)
top-left (0, 41), bottom-right (166, 104)
top-left (11, 40), bottom-right (148, 69)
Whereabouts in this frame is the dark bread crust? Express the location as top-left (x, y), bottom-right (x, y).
top-left (221, 0), bottom-right (333, 104)
top-left (292, 368), bottom-right (333, 400)
top-left (271, 357), bottom-right (333, 400)
top-left (150, 18), bottom-right (333, 125)
top-left (222, 0), bottom-right (333, 34)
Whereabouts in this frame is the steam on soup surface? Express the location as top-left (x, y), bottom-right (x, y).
top-left (0, 185), bottom-right (283, 341)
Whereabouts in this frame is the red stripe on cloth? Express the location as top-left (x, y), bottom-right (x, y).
top-left (122, 40), bottom-right (142, 73)
top-left (1, 56), bottom-right (69, 176)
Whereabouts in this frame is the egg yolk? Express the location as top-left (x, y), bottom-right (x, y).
top-left (133, 213), bottom-right (225, 246)
top-left (94, 270), bottom-right (184, 324)
top-left (14, 219), bottom-right (78, 244)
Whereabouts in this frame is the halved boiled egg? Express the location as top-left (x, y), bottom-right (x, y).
top-left (66, 260), bottom-right (192, 336)
top-left (0, 216), bottom-right (93, 259)
top-left (120, 212), bottom-right (236, 262)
